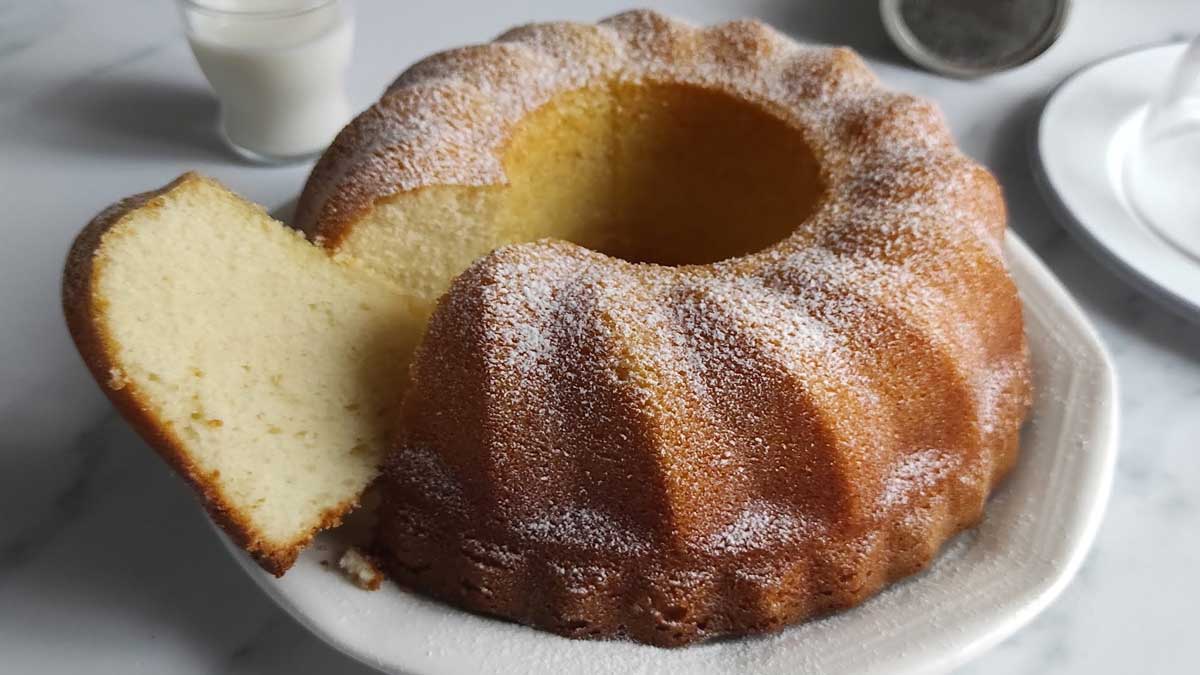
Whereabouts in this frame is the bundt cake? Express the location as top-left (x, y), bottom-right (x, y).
top-left (304, 10), bottom-right (1032, 647)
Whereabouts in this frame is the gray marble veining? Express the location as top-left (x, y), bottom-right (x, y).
top-left (1, 0), bottom-right (1197, 673)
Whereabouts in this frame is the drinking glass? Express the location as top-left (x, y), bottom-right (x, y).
top-left (177, 0), bottom-right (354, 164)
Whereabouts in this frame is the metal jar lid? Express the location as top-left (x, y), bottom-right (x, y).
top-left (881, 0), bottom-right (1071, 78)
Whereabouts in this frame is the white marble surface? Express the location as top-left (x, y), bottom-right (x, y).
top-left (1, 0), bottom-right (1196, 672)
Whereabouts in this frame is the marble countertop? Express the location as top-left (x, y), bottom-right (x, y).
top-left (2, 0), bottom-right (1197, 672)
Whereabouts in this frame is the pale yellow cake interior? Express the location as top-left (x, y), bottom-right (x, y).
top-left (93, 177), bottom-right (413, 552)
top-left (91, 84), bottom-right (824, 559)
top-left (336, 81), bottom-right (825, 333)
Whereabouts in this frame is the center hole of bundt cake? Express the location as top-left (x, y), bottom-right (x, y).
top-left (498, 81), bottom-right (825, 266)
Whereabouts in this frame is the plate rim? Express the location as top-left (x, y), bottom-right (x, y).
top-left (214, 225), bottom-right (1119, 675)
top-left (1033, 40), bottom-right (1200, 322)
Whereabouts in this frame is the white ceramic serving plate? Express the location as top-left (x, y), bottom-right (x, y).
top-left (1034, 42), bottom-right (1200, 322)
top-left (214, 231), bottom-right (1118, 675)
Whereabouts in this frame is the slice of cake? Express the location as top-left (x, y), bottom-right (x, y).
top-left (62, 173), bottom-right (415, 575)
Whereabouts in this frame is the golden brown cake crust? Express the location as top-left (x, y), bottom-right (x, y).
top-left (302, 10), bottom-right (1033, 647)
top-left (295, 12), bottom-right (861, 245)
top-left (61, 173), bottom-right (356, 576)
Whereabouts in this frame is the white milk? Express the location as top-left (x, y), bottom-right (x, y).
top-left (184, 1), bottom-right (353, 161)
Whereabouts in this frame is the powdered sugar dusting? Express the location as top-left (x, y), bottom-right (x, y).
top-left (975, 360), bottom-right (1024, 435)
top-left (365, 9), bottom-right (1032, 645)
top-left (298, 6), bottom-right (1004, 274)
top-left (878, 448), bottom-right (958, 511)
top-left (704, 500), bottom-right (816, 555)
top-left (546, 562), bottom-right (614, 594)
top-left (517, 504), bottom-right (649, 555)
top-left (387, 443), bottom-right (464, 509)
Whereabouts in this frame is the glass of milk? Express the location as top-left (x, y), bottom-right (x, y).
top-left (178, 0), bottom-right (353, 164)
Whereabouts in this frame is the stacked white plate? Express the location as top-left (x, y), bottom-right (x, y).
top-left (1035, 42), bottom-right (1200, 321)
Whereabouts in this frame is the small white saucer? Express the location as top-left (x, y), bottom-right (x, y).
top-left (1034, 42), bottom-right (1200, 321)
